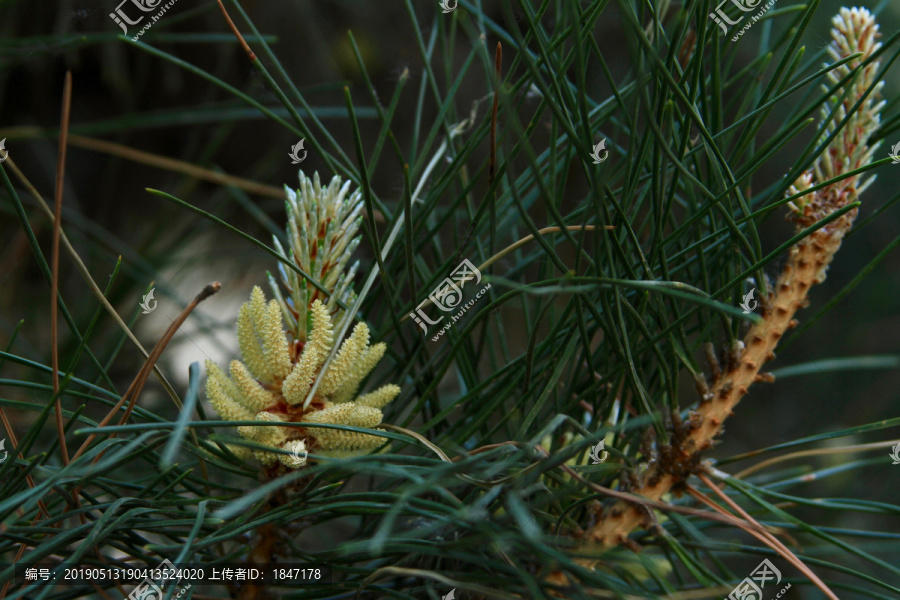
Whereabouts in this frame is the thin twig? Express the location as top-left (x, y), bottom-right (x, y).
top-left (0, 408), bottom-right (49, 519)
top-left (113, 283), bottom-right (217, 430)
top-left (733, 439), bottom-right (900, 479)
top-left (685, 486), bottom-right (809, 573)
top-left (489, 42), bottom-right (501, 185)
top-left (50, 71), bottom-right (73, 466)
top-left (71, 282), bottom-right (221, 462)
top-left (694, 473), bottom-right (839, 600)
top-left (549, 452), bottom-right (770, 535)
top-left (4, 157), bottom-right (182, 405)
top-left (66, 284), bottom-right (221, 574)
top-left (214, 0), bottom-right (255, 60)
top-left (697, 473), bottom-right (830, 592)
top-left (0, 128), bottom-right (288, 200)
top-left (5, 157), bottom-right (221, 528)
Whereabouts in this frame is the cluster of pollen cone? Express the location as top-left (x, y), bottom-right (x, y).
top-left (205, 172), bottom-right (400, 469)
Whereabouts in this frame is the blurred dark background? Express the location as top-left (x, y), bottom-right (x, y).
top-left (1, 0), bottom-right (899, 579)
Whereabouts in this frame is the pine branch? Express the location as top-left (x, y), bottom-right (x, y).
top-left (582, 6), bottom-right (885, 549)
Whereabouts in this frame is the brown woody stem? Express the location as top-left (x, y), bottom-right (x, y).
top-left (586, 210), bottom-right (857, 547)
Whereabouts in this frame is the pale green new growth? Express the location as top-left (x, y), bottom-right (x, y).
top-left (205, 172), bottom-right (398, 468)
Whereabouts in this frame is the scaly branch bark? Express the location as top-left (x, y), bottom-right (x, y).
top-left (584, 6), bottom-right (885, 548)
